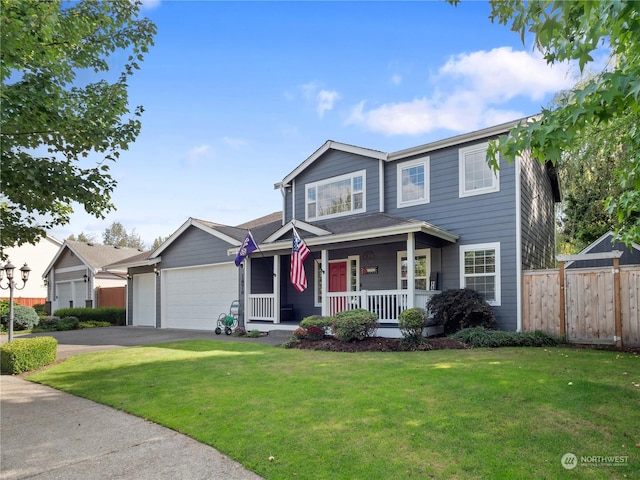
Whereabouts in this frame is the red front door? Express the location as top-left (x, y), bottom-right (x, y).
top-left (329, 262), bottom-right (347, 292)
top-left (329, 261), bottom-right (347, 314)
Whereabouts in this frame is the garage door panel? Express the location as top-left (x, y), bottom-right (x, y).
top-left (163, 264), bottom-right (238, 330)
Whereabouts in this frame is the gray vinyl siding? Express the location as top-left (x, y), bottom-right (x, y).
top-left (567, 234), bottom-right (640, 268)
top-left (288, 150), bottom-right (380, 223)
top-left (160, 226), bottom-right (235, 268)
top-left (155, 226), bottom-right (236, 327)
top-left (386, 140), bottom-right (519, 330)
top-left (57, 249), bottom-right (84, 269)
top-left (520, 155), bottom-right (556, 270)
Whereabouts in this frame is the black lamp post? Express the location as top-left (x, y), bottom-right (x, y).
top-left (0, 261), bottom-right (31, 342)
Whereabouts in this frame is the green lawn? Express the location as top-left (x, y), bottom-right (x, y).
top-left (28, 342), bottom-right (639, 479)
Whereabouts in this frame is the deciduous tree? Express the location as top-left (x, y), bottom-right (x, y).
top-left (457, 1), bottom-right (640, 244)
top-left (1, 0), bottom-right (156, 250)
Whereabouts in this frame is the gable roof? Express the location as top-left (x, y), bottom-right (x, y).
top-left (565, 231), bottom-right (640, 268)
top-left (275, 117), bottom-right (537, 190)
top-left (237, 212), bottom-right (459, 256)
top-left (276, 140), bottom-right (387, 188)
top-left (44, 240), bottom-right (144, 276)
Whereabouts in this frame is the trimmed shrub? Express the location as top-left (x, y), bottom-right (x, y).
top-left (53, 307), bottom-right (125, 326)
top-left (398, 308), bottom-right (428, 342)
top-left (299, 315), bottom-right (333, 334)
top-left (451, 327), bottom-right (562, 348)
top-left (79, 321), bottom-right (111, 329)
top-left (332, 309), bottom-right (379, 343)
top-left (32, 304), bottom-right (46, 315)
top-left (0, 302), bottom-right (40, 331)
top-left (428, 289), bottom-right (496, 334)
top-left (292, 327), bottom-right (307, 339)
top-left (246, 329), bottom-right (261, 338)
top-left (35, 316), bottom-right (80, 332)
top-left (0, 337), bottom-right (57, 374)
top-left (306, 325), bottom-right (325, 341)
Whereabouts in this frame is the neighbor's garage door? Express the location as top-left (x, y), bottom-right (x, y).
top-left (163, 264), bottom-right (238, 330)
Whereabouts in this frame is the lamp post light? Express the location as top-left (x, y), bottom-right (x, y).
top-left (0, 261), bottom-right (31, 342)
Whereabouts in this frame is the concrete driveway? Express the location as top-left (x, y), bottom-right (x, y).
top-left (0, 327), bottom-right (288, 480)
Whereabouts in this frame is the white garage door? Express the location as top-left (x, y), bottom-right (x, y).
top-left (163, 264), bottom-right (238, 330)
top-left (133, 273), bottom-right (156, 327)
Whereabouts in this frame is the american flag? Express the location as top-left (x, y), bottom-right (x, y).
top-left (290, 228), bottom-right (310, 292)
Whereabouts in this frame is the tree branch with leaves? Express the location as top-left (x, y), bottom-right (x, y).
top-left (0, 0), bottom-right (156, 251)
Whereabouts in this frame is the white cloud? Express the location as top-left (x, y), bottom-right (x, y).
top-left (139, 0), bottom-right (161, 10)
top-left (299, 82), bottom-right (341, 118)
top-left (316, 89), bottom-right (340, 117)
top-left (347, 47), bottom-right (574, 136)
top-left (185, 144), bottom-right (214, 166)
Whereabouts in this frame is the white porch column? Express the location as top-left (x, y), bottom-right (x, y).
top-left (407, 232), bottom-right (415, 308)
top-left (273, 254), bottom-right (280, 323)
top-left (321, 249), bottom-right (329, 316)
top-left (245, 258), bottom-right (252, 320)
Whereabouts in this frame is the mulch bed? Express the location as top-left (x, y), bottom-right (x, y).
top-left (288, 336), bottom-right (469, 352)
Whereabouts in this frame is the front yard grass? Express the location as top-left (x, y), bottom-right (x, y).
top-left (27, 342), bottom-right (639, 479)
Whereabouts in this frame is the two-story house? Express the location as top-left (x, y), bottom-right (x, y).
top-left (120, 117), bottom-right (559, 336)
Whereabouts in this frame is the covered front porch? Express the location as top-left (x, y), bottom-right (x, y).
top-left (238, 216), bottom-right (459, 337)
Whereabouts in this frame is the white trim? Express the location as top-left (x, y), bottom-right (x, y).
top-left (277, 140), bottom-right (387, 187)
top-left (459, 242), bottom-right (501, 306)
top-left (396, 248), bottom-right (431, 291)
top-left (305, 169), bottom-right (367, 221)
top-left (54, 265), bottom-right (87, 274)
top-left (348, 255), bottom-right (360, 293)
top-left (152, 218), bottom-right (240, 258)
top-left (515, 155), bottom-right (523, 331)
top-left (262, 220), bottom-right (330, 245)
top-left (458, 142), bottom-right (499, 198)
top-left (389, 116), bottom-right (535, 161)
top-left (379, 159), bottom-right (384, 213)
top-left (397, 157), bottom-right (430, 208)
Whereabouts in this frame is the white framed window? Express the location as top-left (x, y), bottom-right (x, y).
top-left (397, 157), bottom-right (429, 208)
top-left (306, 170), bottom-right (366, 221)
top-left (459, 143), bottom-right (499, 197)
top-left (459, 242), bottom-right (501, 306)
top-left (397, 249), bottom-right (431, 290)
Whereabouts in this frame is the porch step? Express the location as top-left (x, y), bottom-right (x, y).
top-left (268, 329), bottom-right (295, 339)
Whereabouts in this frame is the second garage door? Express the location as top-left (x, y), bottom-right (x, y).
top-left (162, 264), bottom-right (238, 330)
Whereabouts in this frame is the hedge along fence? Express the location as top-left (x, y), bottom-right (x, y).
top-left (52, 307), bottom-right (126, 326)
top-left (1, 337), bottom-right (58, 374)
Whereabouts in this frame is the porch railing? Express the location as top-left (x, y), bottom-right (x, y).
top-left (328, 289), bottom-right (439, 322)
top-left (247, 290), bottom-right (440, 323)
top-left (248, 293), bottom-right (276, 320)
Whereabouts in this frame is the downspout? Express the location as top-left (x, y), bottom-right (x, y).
top-left (379, 159), bottom-right (385, 213)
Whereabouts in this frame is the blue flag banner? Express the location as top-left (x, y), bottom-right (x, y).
top-left (235, 231), bottom-right (257, 266)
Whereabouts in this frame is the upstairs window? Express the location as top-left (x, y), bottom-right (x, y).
top-left (306, 170), bottom-right (366, 221)
top-left (459, 143), bottom-right (499, 197)
top-left (397, 157), bottom-right (429, 208)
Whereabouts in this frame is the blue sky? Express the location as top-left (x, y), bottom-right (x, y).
top-left (49, 0), bottom-right (580, 247)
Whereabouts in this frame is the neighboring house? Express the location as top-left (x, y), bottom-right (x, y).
top-left (43, 241), bottom-right (144, 313)
top-left (565, 231), bottom-right (640, 268)
top-left (0, 235), bottom-right (63, 307)
top-left (121, 117), bottom-right (560, 336)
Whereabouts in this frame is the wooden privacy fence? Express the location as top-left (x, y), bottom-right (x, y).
top-left (96, 286), bottom-right (126, 308)
top-left (522, 252), bottom-right (640, 347)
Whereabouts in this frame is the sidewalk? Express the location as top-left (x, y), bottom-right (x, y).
top-left (0, 327), bottom-right (288, 479)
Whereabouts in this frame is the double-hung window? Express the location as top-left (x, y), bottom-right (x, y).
top-left (459, 143), bottom-right (499, 197)
top-left (459, 243), bottom-right (501, 305)
top-left (397, 249), bottom-right (431, 290)
top-left (397, 157), bottom-right (429, 208)
top-left (306, 170), bottom-right (366, 221)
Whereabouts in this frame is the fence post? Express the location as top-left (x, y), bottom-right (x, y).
top-left (613, 257), bottom-right (623, 348)
top-left (558, 261), bottom-right (566, 341)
